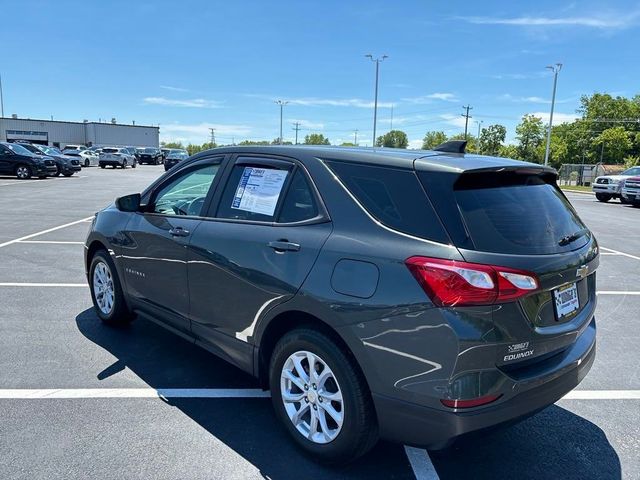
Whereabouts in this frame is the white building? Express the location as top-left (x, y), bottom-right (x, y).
top-left (0, 116), bottom-right (159, 148)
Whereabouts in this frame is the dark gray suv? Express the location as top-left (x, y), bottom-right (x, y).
top-left (85, 145), bottom-right (598, 463)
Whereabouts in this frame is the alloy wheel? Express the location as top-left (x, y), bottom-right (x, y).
top-left (93, 261), bottom-right (115, 315)
top-left (280, 350), bottom-right (344, 444)
top-left (16, 166), bottom-right (30, 179)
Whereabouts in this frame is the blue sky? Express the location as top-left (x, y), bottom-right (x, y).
top-left (1, 0), bottom-right (639, 147)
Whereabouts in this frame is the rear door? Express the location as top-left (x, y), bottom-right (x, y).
top-left (0, 145), bottom-right (15, 174)
top-left (187, 155), bottom-right (332, 346)
top-left (417, 165), bottom-right (599, 364)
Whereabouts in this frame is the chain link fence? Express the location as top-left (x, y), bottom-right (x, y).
top-left (557, 164), bottom-right (608, 186)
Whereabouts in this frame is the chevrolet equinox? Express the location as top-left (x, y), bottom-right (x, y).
top-left (85, 143), bottom-right (598, 463)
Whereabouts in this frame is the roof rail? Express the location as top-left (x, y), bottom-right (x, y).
top-left (433, 140), bottom-right (467, 153)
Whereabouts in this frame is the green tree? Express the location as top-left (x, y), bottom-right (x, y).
top-left (376, 130), bottom-right (409, 148)
top-left (449, 133), bottom-right (478, 153)
top-left (478, 124), bottom-right (506, 156)
top-left (515, 114), bottom-right (545, 163)
top-left (422, 131), bottom-right (447, 149)
top-left (498, 144), bottom-right (520, 159)
top-left (304, 133), bottom-right (330, 145)
top-left (340, 142), bottom-right (356, 147)
top-left (594, 127), bottom-right (632, 163)
top-left (161, 141), bottom-right (185, 149)
top-left (237, 140), bottom-right (271, 146)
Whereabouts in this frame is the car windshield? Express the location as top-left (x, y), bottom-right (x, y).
top-left (144, 148), bottom-right (158, 153)
top-left (43, 146), bottom-right (62, 155)
top-left (622, 167), bottom-right (640, 176)
top-left (6, 143), bottom-right (35, 156)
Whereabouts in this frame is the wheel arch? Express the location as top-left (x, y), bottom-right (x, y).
top-left (255, 309), bottom-right (371, 395)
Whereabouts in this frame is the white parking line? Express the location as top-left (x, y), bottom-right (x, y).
top-left (0, 388), bottom-right (269, 399)
top-left (405, 446), bottom-right (439, 480)
top-left (600, 246), bottom-right (640, 261)
top-left (0, 283), bottom-right (86, 287)
top-left (0, 217), bottom-right (93, 248)
top-left (563, 390), bottom-right (640, 400)
top-left (597, 291), bottom-right (640, 296)
top-left (17, 240), bottom-right (84, 245)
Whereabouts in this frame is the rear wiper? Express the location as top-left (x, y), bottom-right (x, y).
top-left (558, 228), bottom-right (589, 246)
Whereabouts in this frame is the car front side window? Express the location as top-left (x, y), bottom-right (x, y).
top-left (152, 163), bottom-right (220, 217)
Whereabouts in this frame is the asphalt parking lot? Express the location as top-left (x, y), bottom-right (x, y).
top-left (0, 167), bottom-right (638, 480)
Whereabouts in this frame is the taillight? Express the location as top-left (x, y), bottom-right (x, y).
top-left (405, 256), bottom-right (539, 307)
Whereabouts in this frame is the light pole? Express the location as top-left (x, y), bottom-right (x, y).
top-left (476, 120), bottom-right (483, 153)
top-left (365, 54), bottom-right (388, 147)
top-left (275, 100), bottom-right (288, 144)
top-left (0, 73), bottom-right (4, 118)
top-left (543, 63), bottom-right (562, 166)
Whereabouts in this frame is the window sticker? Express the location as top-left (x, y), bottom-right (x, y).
top-left (231, 167), bottom-right (289, 216)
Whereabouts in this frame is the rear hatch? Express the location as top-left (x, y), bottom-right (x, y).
top-left (415, 156), bottom-right (598, 371)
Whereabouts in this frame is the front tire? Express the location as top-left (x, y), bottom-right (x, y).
top-left (595, 193), bottom-right (612, 202)
top-left (121, 159), bottom-right (127, 169)
top-left (15, 164), bottom-right (32, 179)
top-left (89, 250), bottom-right (134, 326)
top-left (85, 159), bottom-right (90, 167)
top-left (269, 329), bottom-right (378, 464)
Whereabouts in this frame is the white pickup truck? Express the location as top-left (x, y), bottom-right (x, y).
top-left (621, 176), bottom-right (640, 206)
top-left (592, 166), bottom-right (640, 202)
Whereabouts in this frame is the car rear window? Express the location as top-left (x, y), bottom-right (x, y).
top-left (102, 148), bottom-right (118, 153)
top-left (453, 173), bottom-right (588, 255)
top-left (325, 161), bottom-right (450, 244)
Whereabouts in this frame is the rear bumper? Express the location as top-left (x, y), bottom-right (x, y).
top-left (373, 318), bottom-right (596, 448)
top-left (99, 160), bottom-right (124, 166)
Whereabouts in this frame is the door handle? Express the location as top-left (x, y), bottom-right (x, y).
top-left (268, 240), bottom-right (300, 252)
top-left (169, 227), bottom-right (190, 237)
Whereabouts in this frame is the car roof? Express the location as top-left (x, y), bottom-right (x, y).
top-left (189, 145), bottom-right (554, 174)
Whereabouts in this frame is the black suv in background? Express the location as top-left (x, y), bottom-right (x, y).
top-left (0, 142), bottom-right (57, 179)
top-left (137, 147), bottom-right (164, 165)
top-left (85, 144), bottom-right (598, 463)
top-left (163, 149), bottom-right (189, 171)
top-left (18, 143), bottom-right (81, 177)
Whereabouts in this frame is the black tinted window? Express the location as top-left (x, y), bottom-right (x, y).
top-left (217, 164), bottom-right (290, 222)
top-left (455, 176), bottom-right (587, 254)
top-left (326, 161), bottom-right (449, 243)
top-left (278, 170), bottom-right (318, 223)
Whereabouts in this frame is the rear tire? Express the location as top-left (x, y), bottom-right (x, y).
top-left (15, 164), bottom-right (32, 179)
top-left (63, 172), bottom-right (74, 177)
top-left (100, 164), bottom-right (106, 169)
top-left (85, 159), bottom-right (90, 167)
top-left (122, 159), bottom-right (127, 169)
top-left (269, 328), bottom-right (378, 464)
top-left (89, 250), bottom-right (134, 326)
top-left (595, 193), bottom-right (612, 202)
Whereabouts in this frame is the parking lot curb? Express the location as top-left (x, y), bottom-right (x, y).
top-left (561, 189), bottom-right (594, 195)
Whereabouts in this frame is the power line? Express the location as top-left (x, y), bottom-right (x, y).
top-left (292, 122), bottom-right (301, 144)
top-left (461, 105), bottom-right (473, 139)
top-left (353, 129), bottom-right (359, 145)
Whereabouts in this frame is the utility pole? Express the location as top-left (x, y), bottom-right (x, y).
top-left (209, 128), bottom-right (216, 146)
top-left (353, 129), bottom-right (359, 146)
top-left (275, 100), bottom-right (289, 144)
top-left (461, 105), bottom-right (473, 139)
top-left (476, 120), bottom-right (483, 153)
top-left (292, 121), bottom-right (301, 144)
top-left (543, 63), bottom-right (562, 166)
top-left (365, 54), bottom-right (388, 147)
top-left (0, 73), bottom-right (4, 118)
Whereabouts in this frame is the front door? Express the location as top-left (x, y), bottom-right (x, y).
top-left (121, 158), bottom-right (224, 332)
top-left (188, 156), bottom-right (332, 345)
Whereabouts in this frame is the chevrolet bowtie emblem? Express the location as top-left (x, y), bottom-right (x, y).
top-left (576, 266), bottom-right (589, 279)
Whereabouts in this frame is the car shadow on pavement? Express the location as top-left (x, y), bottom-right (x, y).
top-left (75, 308), bottom-right (416, 479)
top-left (76, 308), bottom-right (621, 480)
top-left (431, 405), bottom-right (622, 480)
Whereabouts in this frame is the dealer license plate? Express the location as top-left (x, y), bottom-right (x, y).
top-left (554, 283), bottom-right (579, 319)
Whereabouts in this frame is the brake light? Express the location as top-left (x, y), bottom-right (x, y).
top-left (440, 394), bottom-right (502, 408)
top-left (405, 256), bottom-right (539, 307)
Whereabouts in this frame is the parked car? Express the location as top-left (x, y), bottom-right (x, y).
top-left (62, 144), bottom-right (87, 152)
top-left (137, 147), bottom-right (164, 165)
top-left (621, 176), bottom-right (640, 206)
top-left (592, 166), bottom-right (640, 202)
top-left (17, 143), bottom-right (81, 176)
top-left (0, 142), bottom-right (57, 179)
top-left (161, 148), bottom-right (171, 160)
top-left (64, 149), bottom-right (99, 167)
top-left (85, 144), bottom-right (598, 463)
top-left (98, 147), bottom-right (137, 169)
top-left (163, 149), bottom-right (189, 171)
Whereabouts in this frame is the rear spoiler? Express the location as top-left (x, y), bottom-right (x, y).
top-left (433, 140), bottom-right (467, 154)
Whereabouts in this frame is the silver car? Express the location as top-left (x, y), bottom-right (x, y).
top-left (98, 147), bottom-right (137, 169)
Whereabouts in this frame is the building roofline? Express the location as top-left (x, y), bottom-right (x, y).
top-left (0, 116), bottom-right (159, 130)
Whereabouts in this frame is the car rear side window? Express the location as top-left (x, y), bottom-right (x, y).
top-left (454, 173), bottom-right (588, 255)
top-left (278, 169), bottom-right (319, 223)
top-left (325, 161), bottom-right (449, 243)
top-left (217, 163), bottom-right (290, 222)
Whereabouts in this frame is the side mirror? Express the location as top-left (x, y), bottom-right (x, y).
top-left (115, 193), bottom-right (141, 212)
